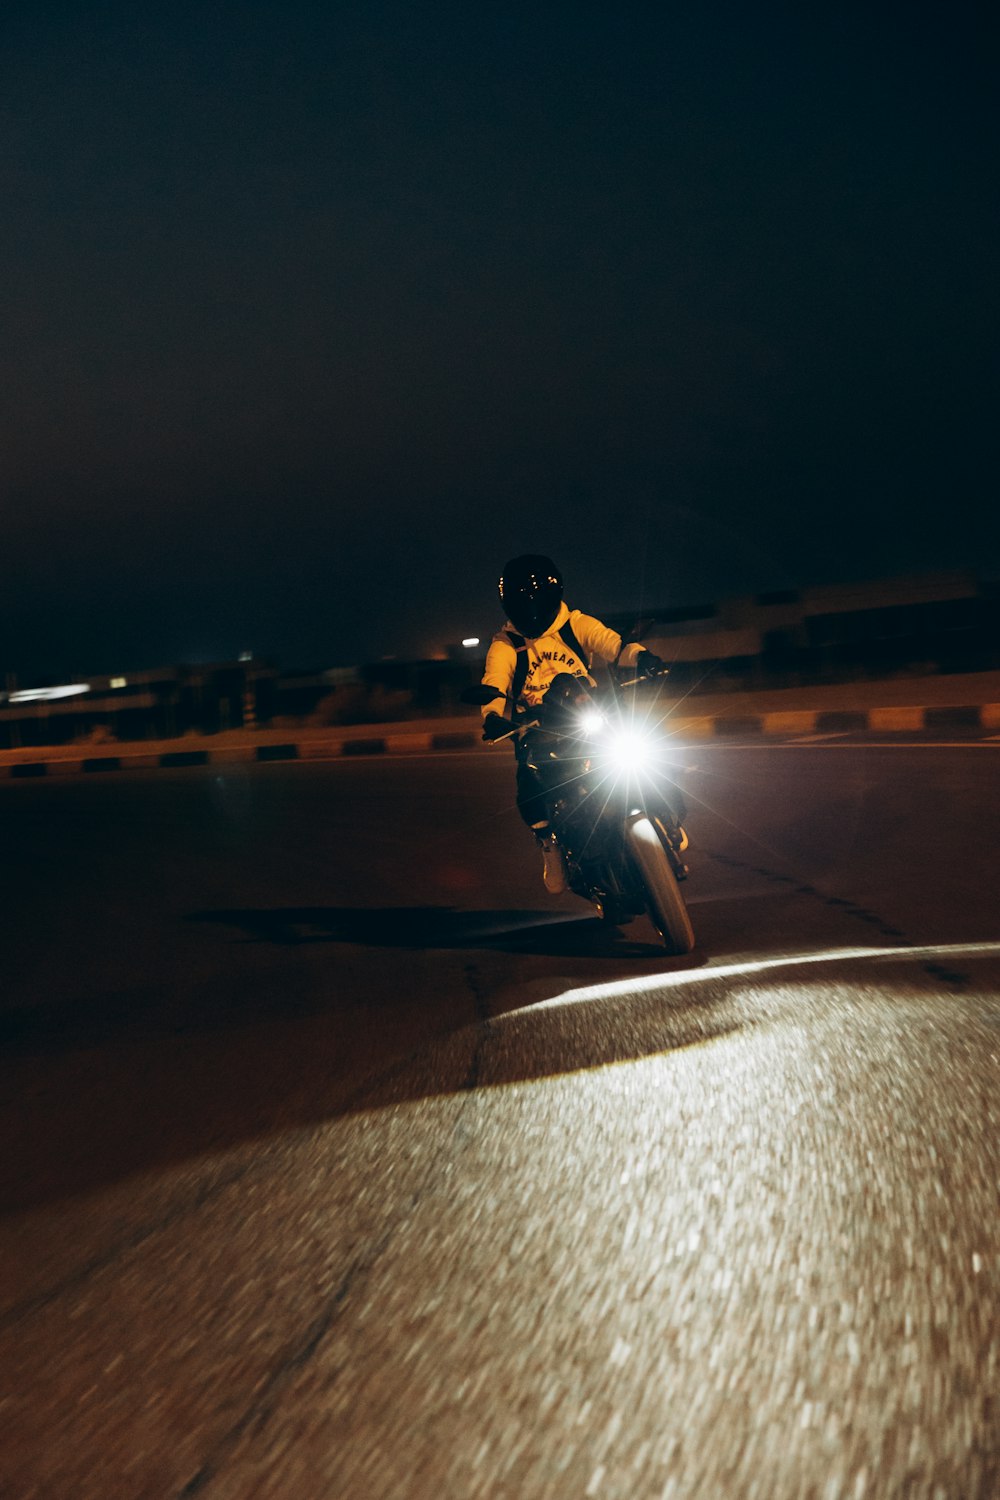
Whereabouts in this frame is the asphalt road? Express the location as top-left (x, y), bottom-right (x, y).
top-left (2, 741), bottom-right (999, 1499)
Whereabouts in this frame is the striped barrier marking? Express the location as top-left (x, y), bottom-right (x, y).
top-left (256, 743), bottom-right (299, 762)
top-left (713, 716), bottom-right (764, 737)
top-left (208, 746), bottom-right (257, 764)
top-left (430, 731), bottom-right (478, 750)
top-left (297, 740), bottom-right (343, 760)
top-left (924, 705), bottom-right (983, 729)
top-left (663, 717), bottom-right (716, 738)
top-left (159, 751), bottom-right (209, 768)
top-left (868, 707), bottom-right (926, 731)
top-left (385, 734), bottom-right (434, 753)
top-left (762, 711), bottom-right (819, 735)
top-left (5, 703), bottom-right (1000, 777)
top-left (816, 711), bottom-right (869, 733)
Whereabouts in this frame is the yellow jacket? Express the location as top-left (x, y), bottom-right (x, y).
top-left (480, 601), bottom-right (645, 718)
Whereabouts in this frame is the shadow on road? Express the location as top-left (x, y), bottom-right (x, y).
top-left (6, 897), bottom-right (991, 1217)
top-left (0, 905), bottom-right (713, 1213)
top-left (0, 908), bottom-right (700, 1064)
top-left (185, 904), bottom-right (687, 959)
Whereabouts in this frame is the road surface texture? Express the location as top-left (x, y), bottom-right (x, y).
top-left (2, 737), bottom-right (999, 1498)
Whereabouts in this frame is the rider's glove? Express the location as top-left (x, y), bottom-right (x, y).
top-left (636, 650), bottom-right (667, 678)
top-left (482, 712), bottom-right (513, 742)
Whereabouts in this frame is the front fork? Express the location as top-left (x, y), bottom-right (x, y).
top-left (651, 813), bottom-right (689, 881)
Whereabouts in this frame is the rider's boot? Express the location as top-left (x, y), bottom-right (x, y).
top-left (533, 826), bottom-right (568, 894)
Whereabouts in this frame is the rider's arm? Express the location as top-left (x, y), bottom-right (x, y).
top-left (570, 611), bottom-right (646, 670)
top-left (480, 636), bottom-right (515, 720)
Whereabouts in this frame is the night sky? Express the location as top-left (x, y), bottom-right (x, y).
top-left (3, 2), bottom-right (996, 678)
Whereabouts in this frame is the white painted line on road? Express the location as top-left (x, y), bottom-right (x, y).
top-left (285, 750), bottom-right (488, 765)
top-left (6, 737), bottom-right (1000, 780)
top-left (526, 939), bottom-right (1000, 1011)
top-left (696, 740), bottom-right (1000, 750)
top-left (786, 732), bottom-right (852, 744)
top-left (244, 738), bottom-right (1000, 766)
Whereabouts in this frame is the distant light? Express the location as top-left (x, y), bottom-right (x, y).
top-left (9, 684), bottom-right (91, 704)
top-left (110, 677), bottom-right (128, 689)
top-left (239, 651), bottom-right (253, 662)
top-left (462, 637), bottom-right (480, 648)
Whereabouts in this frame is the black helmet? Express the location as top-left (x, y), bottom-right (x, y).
top-left (499, 554), bottom-right (564, 638)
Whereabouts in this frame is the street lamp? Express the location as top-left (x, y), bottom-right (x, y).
top-left (240, 652), bottom-right (256, 730)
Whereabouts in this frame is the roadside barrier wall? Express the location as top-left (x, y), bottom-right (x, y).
top-left (2, 701), bottom-right (999, 778)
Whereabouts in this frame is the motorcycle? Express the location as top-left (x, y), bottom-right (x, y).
top-left (464, 670), bottom-right (695, 954)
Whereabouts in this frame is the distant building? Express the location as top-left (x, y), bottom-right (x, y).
top-left (604, 571), bottom-right (999, 688)
top-left (2, 571), bottom-right (997, 747)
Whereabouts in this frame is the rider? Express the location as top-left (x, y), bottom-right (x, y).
top-left (480, 554), bottom-right (666, 893)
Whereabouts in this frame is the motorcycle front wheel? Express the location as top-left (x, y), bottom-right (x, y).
top-left (624, 815), bottom-right (696, 954)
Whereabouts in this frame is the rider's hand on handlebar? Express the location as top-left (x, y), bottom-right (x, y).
top-left (482, 711), bottom-right (514, 742)
top-left (636, 650), bottom-right (668, 678)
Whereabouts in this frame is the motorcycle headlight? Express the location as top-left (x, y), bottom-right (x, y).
top-left (577, 708), bottom-right (606, 737)
top-left (606, 727), bottom-right (657, 771)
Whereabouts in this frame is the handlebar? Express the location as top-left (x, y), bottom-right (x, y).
top-left (616, 666), bottom-right (670, 692)
top-left (482, 717), bottom-right (539, 744)
top-left (481, 668), bottom-right (668, 743)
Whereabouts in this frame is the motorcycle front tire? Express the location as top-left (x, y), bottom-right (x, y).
top-left (624, 814), bottom-right (696, 954)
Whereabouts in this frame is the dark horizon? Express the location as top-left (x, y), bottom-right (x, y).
top-left (3, 3), bottom-right (996, 681)
top-left (5, 561), bottom-right (996, 689)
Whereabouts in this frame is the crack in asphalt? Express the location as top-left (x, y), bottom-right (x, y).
top-left (5, 1002), bottom-right (503, 1497)
top-left (704, 849), bottom-right (971, 990)
top-left (0, 1027), bottom-right (467, 1332)
top-left (175, 1098), bottom-right (482, 1498)
top-left (168, 962), bottom-right (543, 1493)
top-left (0, 1160), bottom-right (260, 1334)
top-left (4, 853), bottom-right (973, 1338)
top-left (176, 1225), bottom-right (397, 1497)
top-left (461, 961), bottom-right (494, 1091)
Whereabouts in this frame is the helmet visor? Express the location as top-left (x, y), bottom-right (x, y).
top-left (499, 556), bottom-right (563, 638)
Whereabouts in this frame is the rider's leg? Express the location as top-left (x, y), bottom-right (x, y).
top-left (515, 760), bottom-right (567, 894)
